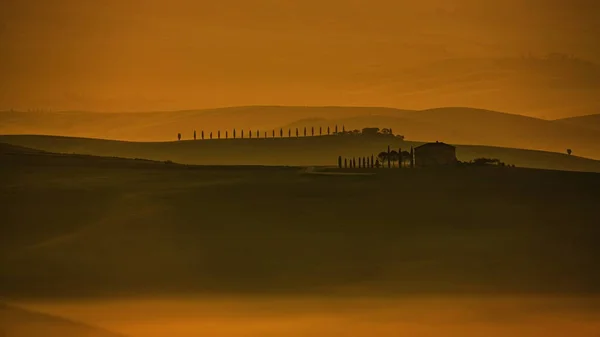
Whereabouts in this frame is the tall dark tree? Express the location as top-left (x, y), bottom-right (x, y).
top-left (363, 157), bottom-right (366, 168)
top-left (398, 148), bottom-right (403, 168)
top-left (311, 127), bottom-right (314, 136)
top-left (241, 129), bottom-right (244, 139)
top-left (272, 130), bottom-right (275, 138)
top-left (296, 128), bottom-right (299, 137)
top-left (344, 158), bottom-right (348, 168)
top-left (178, 133), bottom-right (181, 141)
top-left (338, 156), bottom-right (342, 169)
top-left (371, 154), bottom-right (374, 168)
top-left (225, 131), bottom-right (228, 139)
top-left (201, 130), bottom-right (204, 140)
top-left (218, 130), bottom-right (220, 139)
top-left (233, 129), bottom-right (236, 139)
top-left (319, 127), bottom-right (322, 136)
top-left (210, 132), bottom-right (213, 139)
top-left (335, 125), bottom-right (338, 134)
top-left (327, 126), bottom-right (330, 135)
top-left (389, 150), bottom-right (399, 168)
top-left (387, 145), bottom-right (391, 168)
top-left (288, 129), bottom-right (291, 137)
top-left (280, 128), bottom-right (283, 138)
top-left (194, 130), bottom-right (196, 140)
top-left (264, 131), bottom-right (267, 138)
top-left (303, 127), bottom-right (306, 137)
top-left (352, 157), bottom-right (356, 168)
top-left (257, 130), bottom-right (260, 138)
top-left (249, 130), bottom-right (252, 139)
top-left (342, 125), bottom-right (345, 132)
top-left (378, 152), bottom-right (388, 167)
top-left (358, 157), bottom-right (362, 168)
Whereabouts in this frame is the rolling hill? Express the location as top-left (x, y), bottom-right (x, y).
top-left (555, 114), bottom-right (600, 131)
top-left (2, 105), bottom-right (600, 159)
top-left (0, 303), bottom-right (125, 337)
top-left (1, 134), bottom-right (599, 173)
top-left (1, 142), bottom-right (599, 300)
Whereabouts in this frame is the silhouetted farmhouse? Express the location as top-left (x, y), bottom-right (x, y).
top-left (414, 141), bottom-right (457, 167)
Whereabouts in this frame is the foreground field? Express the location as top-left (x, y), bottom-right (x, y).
top-left (1, 146), bottom-right (599, 299)
top-left (1, 134), bottom-right (600, 173)
top-left (1, 147), bottom-right (600, 336)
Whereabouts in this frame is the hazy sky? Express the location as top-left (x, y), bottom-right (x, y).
top-left (1, 0), bottom-right (599, 115)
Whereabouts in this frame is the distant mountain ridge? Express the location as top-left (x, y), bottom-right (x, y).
top-left (555, 114), bottom-right (600, 131)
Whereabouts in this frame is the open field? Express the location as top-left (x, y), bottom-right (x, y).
top-left (1, 134), bottom-right (599, 173)
top-left (1, 145), bottom-right (599, 299)
top-left (1, 145), bottom-right (600, 336)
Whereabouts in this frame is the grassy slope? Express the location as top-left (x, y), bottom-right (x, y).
top-left (1, 147), bottom-right (599, 299)
top-left (1, 134), bottom-right (599, 173)
top-left (0, 303), bottom-right (125, 337)
top-left (2, 106), bottom-right (600, 159)
top-left (555, 114), bottom-right (600, 131)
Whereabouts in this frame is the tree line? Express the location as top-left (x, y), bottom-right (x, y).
top-left (177, 126), bottom-right (403, 141)
top-left (338, 145), bottom-right (415, 169)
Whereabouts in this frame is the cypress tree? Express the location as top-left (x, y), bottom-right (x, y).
top-left (311, 127), bottom-right (314, 136)
top-left (210, 132), bottom-right (212, 139)
top-left (335, 125), bottom-right (338, 134)
top-left (327, 126), bottom-right (330, 135)
top-left (387, 145), bottom-right (391, 168)
top-left (344, 158), bottom-right (347, 168)
top-left (233, 129), bottom-right (236, 139)
top-left (338, 156), bottom-right (342, 169)
top-left (353, 157), bottom-right (356, 168)
top-left (257, 130), bottom-right (260, 138)
top-left (194, 130), bottom-right (196, 140)
top-left (296, 128), bottom-right (298, 137)
top-left (280, 128), bottom-right (283, 138)
top-left (343, 125), bottom-right (345, 132)
top-left (201, 130), bottom-right (204, 140)
top-left (303, 127), bottom-right (306, 137)
top-left (371, 154), bottom-right (374, 168)
top-left (218, 130), bottom-right (220, 139)
top-left (319, 127), bottom-right (322, 136)
top-left (399, 147), bottom-right (403, 168)
top-left (249, 130), bottom-right (252, 139)
top-left (272, 129), bottom-right (275, 138)
top-left (241, 129), bottom-right (244, 139)
top-left (264, 131), bottom-right (267, 138)
top-left (288, 129), bottom-right (291, 137)
top-left (226, 131), bottom-right (228, 139)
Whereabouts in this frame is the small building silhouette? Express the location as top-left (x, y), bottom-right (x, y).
top-left (414, 141), bottom-right (457, 167)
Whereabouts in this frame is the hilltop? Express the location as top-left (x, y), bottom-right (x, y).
top-left (1, 134), bottom-right (599, 173)
top-left (2, 105), bottom-right (600, 159)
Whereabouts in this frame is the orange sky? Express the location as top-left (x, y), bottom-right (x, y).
top-left (1, 0), bottom-right (599, 117)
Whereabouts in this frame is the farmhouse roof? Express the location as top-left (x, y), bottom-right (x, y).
top-left (415, 141), bottom-right (455, 149)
